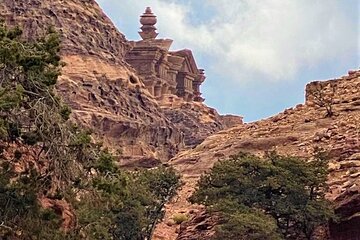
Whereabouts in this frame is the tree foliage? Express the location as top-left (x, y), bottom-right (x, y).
top-left (0, 22), bottom-right (72, 239)
top-left (0, 22), bottom-right (76, 184)
top-left (75, 159), bottom-right (180, 240)
top-left (190, 152), bottom-right (334, 240)
top-left (0, 24), bottom-right (181, 239)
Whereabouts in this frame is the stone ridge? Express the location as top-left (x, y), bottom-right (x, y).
top-left (154, 70), bottom-right (360, 240)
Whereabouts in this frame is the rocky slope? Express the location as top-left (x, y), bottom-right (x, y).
top-left (160, 97), bottom-right (243, 148)
top-left (0, 0), bottom-right (239, 166)
top-left (154, 70), bottom-right (360, 240)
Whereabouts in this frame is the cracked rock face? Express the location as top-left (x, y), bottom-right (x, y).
top-left (58, 55), bottom-right (185, 164)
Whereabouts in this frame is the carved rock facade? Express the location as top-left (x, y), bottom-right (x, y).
top-left (126, 8), bottom-right (206, 102)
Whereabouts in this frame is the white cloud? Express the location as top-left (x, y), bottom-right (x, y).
top-left (97, 0), bottom-right (357, 82)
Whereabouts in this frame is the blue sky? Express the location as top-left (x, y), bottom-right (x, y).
top-left (97, 0), bottom-right (359, 122)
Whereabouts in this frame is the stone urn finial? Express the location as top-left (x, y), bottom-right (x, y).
top-left (139, 7), bottom-right (158, 40)
top-left (145, 7), bottom-right (152, 14)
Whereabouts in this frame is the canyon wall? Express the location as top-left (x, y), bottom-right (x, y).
top-left (155, 70), bottom-right (360, 240)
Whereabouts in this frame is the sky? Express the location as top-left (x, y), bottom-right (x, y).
top-left (97, 0), bottom-right (359, 122)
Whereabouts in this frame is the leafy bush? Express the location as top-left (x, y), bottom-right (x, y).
top-left (0, 23), bottom-right (70, 238)
top-left (75, 165), bottom-right (181, 240)
top-left (191, 152), bottom-right (334, 240)
top-left (0, 162), bottom-right (66, 239)
top-left (172, 213), bottom-right (188, 224)
top-left (213, 208), bottom-right (281, 240)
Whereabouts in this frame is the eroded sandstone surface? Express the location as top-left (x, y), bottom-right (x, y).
top-left (154, 70), bottom-right (360, 240)
top-left (0, 0), bottom-right (238, 166)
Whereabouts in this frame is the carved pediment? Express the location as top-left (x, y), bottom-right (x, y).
top-left (170, 49), bottom-right (200, 75)
top-left (168, 54), bottom-right (185, 71)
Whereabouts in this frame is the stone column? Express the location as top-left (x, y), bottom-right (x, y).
top-left (161, 84), bottom-right (169, 95)
top-left (154, 84), bottom-right (162, 97)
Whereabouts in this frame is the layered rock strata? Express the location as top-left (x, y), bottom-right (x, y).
top-left (0, 0), bottom-right (130, 60)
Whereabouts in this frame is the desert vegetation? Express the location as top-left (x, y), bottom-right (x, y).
top-left (308, 81), bottom-right (337, 117)
top-left (190, 152), bottom-right (334, 240)
top-left (0, 24), bottom-right (180, 239)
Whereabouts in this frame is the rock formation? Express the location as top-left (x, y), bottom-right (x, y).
top-left (154, 70), bottom-right (360, 240)
top-left (0, 0), bottom-right (182, 165)
top-left (2, 1), bottom-right (356, 239)
top-left (0, 1), bottom-right (241, 167)
top-left (0, 0), bottom-right (130, 60)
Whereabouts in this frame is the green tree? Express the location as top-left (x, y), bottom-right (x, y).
top-left (0, 23), bottom-right (72, 239)
top-left (191, 152), bottom-right (334, 240)
top-left (0, 23), bottom-right (181, 240)
top-left (76, 162), bottom-right (181, 240)
top-left (137, 166), bottom-right (181, 239)
top-left (213, 207), bottom-right (281, 240)
top-left (0, 22), bottom-right (79, 184)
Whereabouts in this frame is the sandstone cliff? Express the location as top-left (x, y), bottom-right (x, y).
top-left (0, 0), bottom-right (239, 166)
top-left (154, 70), bottom-right (360, 240)
top-left (0, 0), bottom-right (131, 60)
top-left (0, 0), bottom-right (182, 164)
